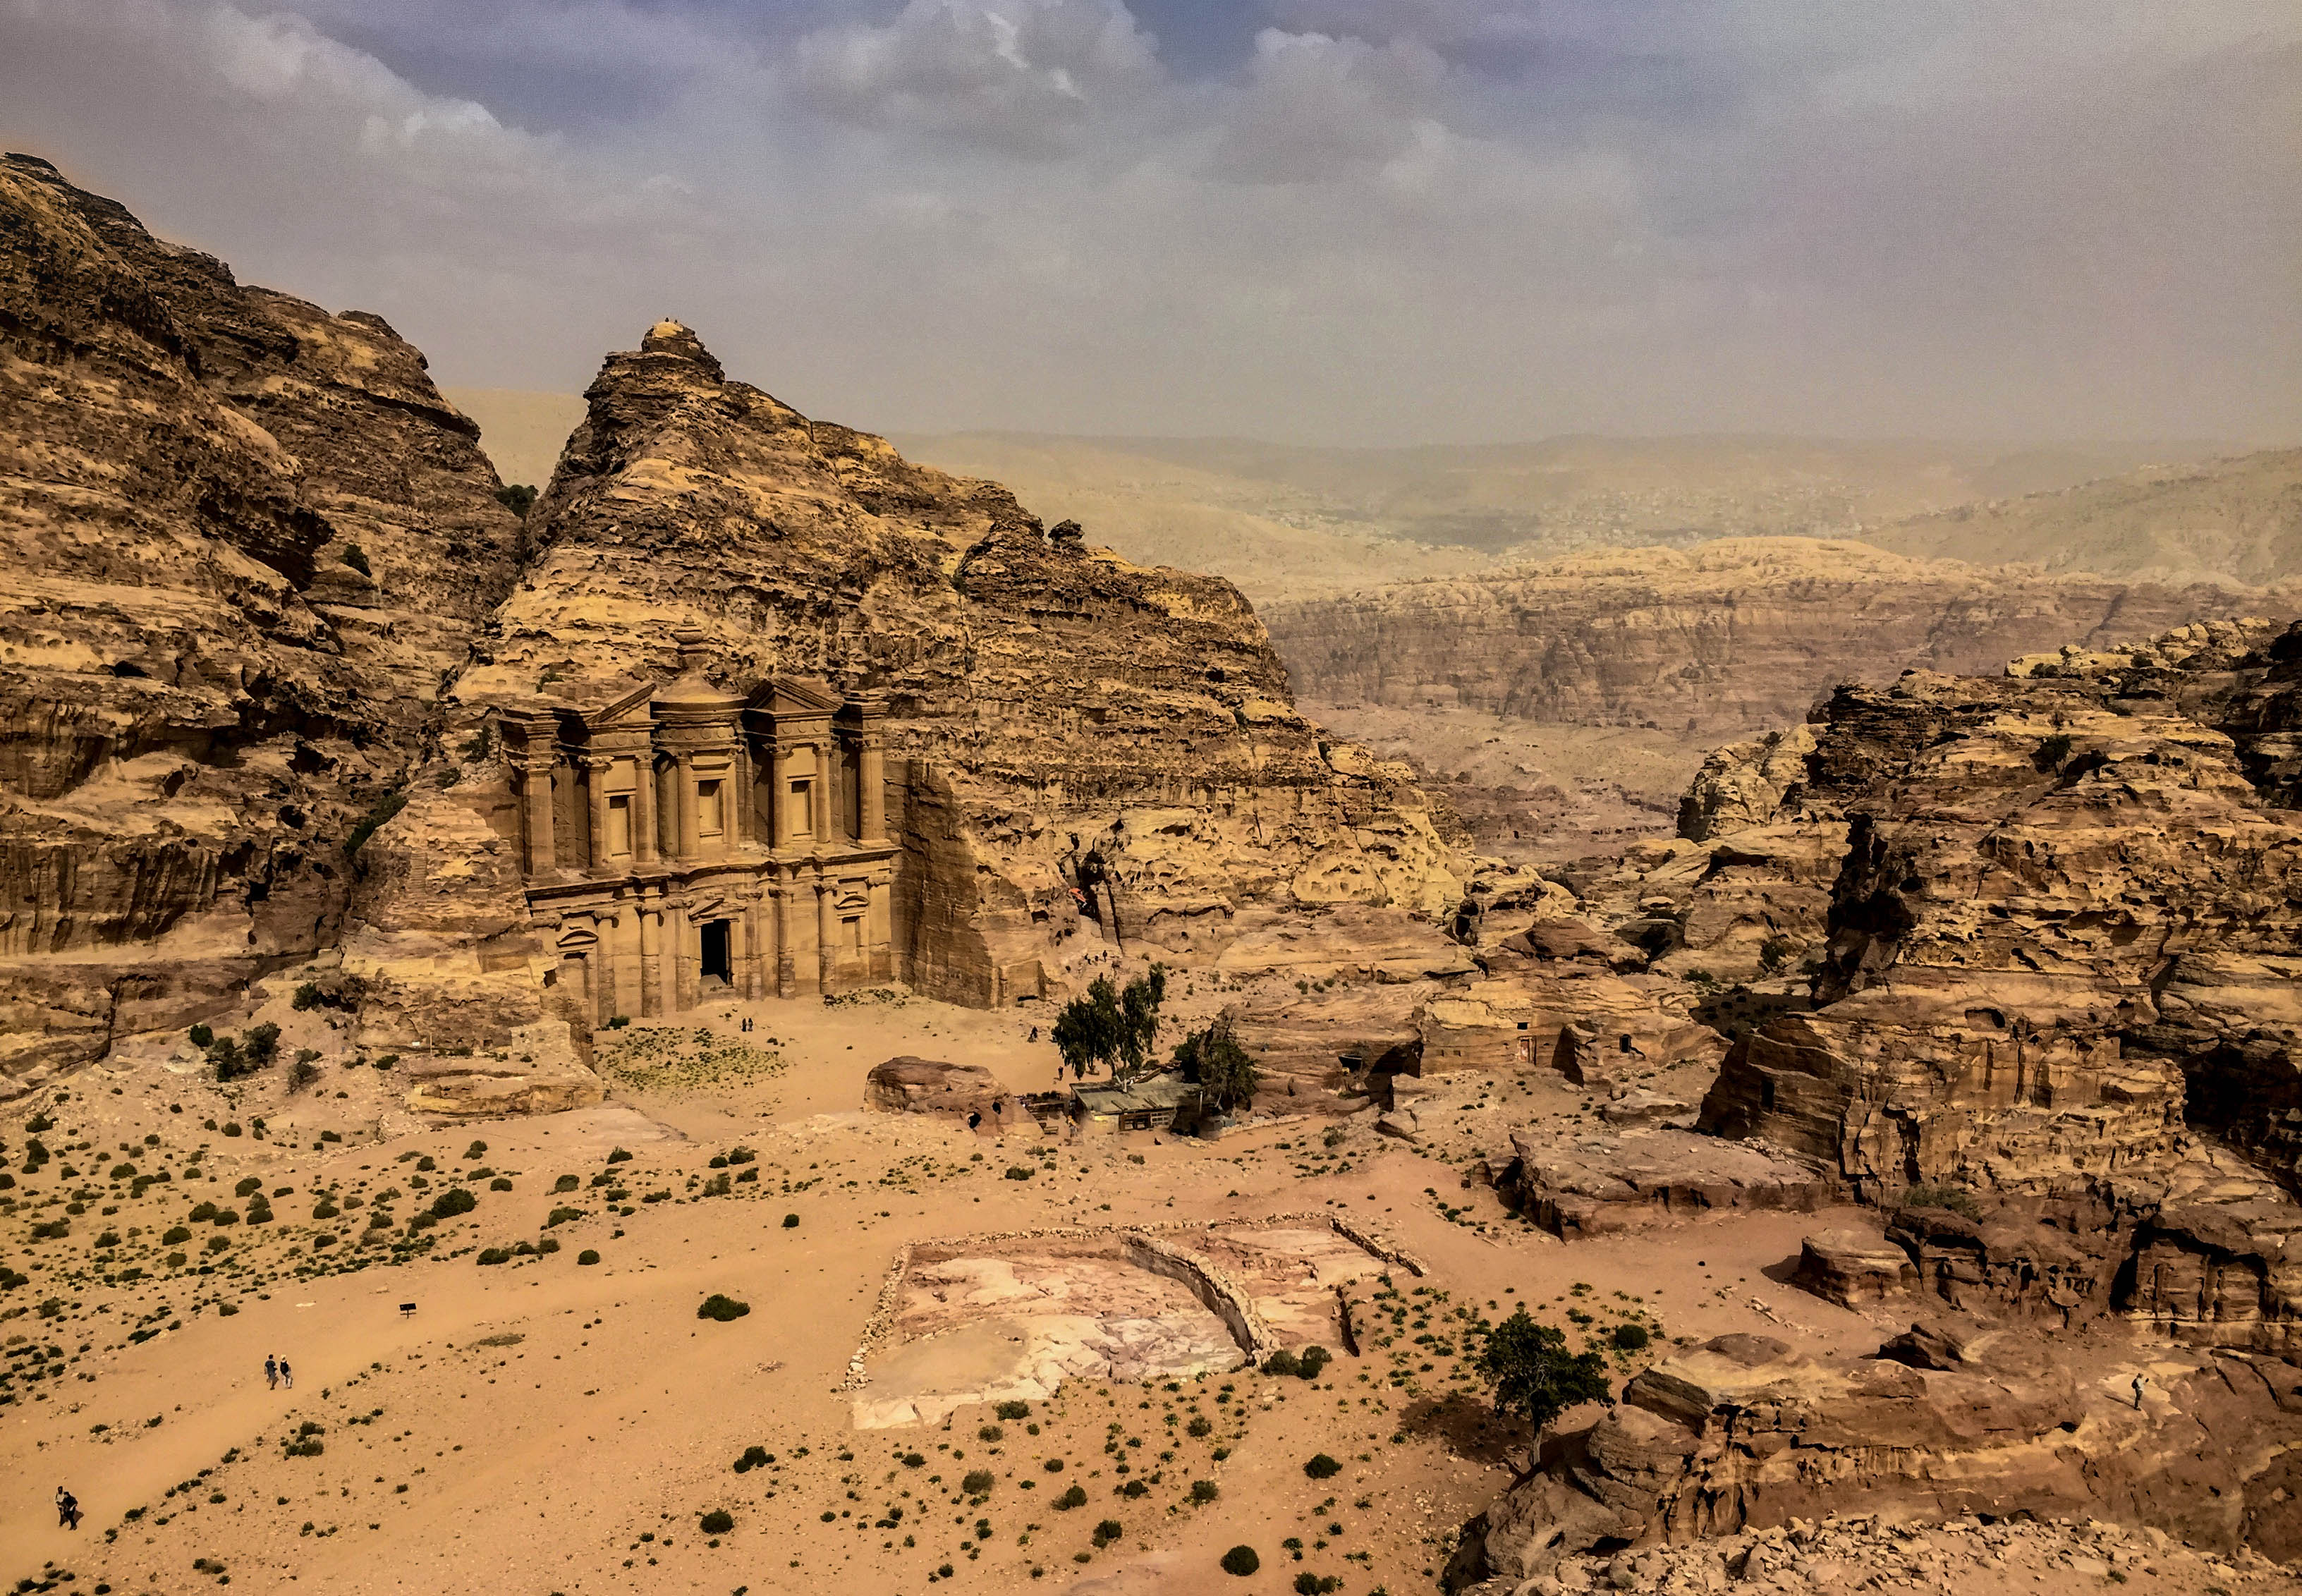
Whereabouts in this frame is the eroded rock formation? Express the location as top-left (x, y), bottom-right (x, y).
top-left (1264, 537), bottom-right (2296, 736)
top-left (0, 154), bottom-right (520, 1088)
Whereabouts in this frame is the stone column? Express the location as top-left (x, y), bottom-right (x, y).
top-left (672, 900), bottom-right (697, 1012)
top-left (635, 755), bottom-right (658, 865)
top-left (774, 884), bottom-right (796, 999)
top-left (638, 901), bottom-right (663, 1018)
top-left (675, 753), bottom-right (699, 859)
top-left (812, 745), bottom-right (832, 846)
top-left (858, 737), bottom-right (886, 841)
top-left (762, 741), bottom-right (783, 851)
top-left (520, 759), bottom-right (556, 878)
top-left (868, 874), bottom-right (894, 982)
top-left (598, 918), bottom-right (620, 1025)
top-left (655, 758), bottom-right (678, 860)
top-left (816, 879), bottom-right (837, 993)
top-left (742, 895), bottom-right (766, 999)
top-left (583, 757), bottom-right (612, 875)
top-left (732, 742), bottom-right (752, 848)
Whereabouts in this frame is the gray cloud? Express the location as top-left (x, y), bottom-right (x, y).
top-left (0, 0), bottom-right (2294, 446)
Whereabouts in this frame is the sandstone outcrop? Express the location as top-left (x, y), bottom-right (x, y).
top-left (1492, 1126), bottom-right (1832, 1240)
top-left (1791, 1227), bottom-right (1918, 1307)
top-left (1447, 1329), bottom-right (2302, 1586)
top-left (865, 1056), bottom-right (1003, 1121)
top-left (450, 319), bottom-right (1461, 1011)
top-left (1265, 537), bottom-right (2295, 737)
top-left (0, 154), bottom-right (522, 1093)
top-left (1, 162), bottom-right (1468, 1109)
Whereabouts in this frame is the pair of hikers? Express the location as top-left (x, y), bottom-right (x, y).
top-left (54, 1487), bottom-right (79, 1530)
top-left (264, 1353), bottom-right (295, 1389)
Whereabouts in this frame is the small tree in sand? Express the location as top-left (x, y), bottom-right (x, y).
top-left (1475, 1308), bottom-right (1613, 1467)
top-left (1054, 967), bottom-right (1168, 1083)
top-left (1173, 1016), bottom-right (1257, 1113)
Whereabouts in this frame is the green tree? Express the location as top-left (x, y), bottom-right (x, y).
top-left (1114, 965), bottom-right (1167, 1080)
top-left (1055, 967), bottom-right (1170, 1083)
top-left (1174, 1016), bottom-right (1258, 1112)
top-left (1475, 1308), bottom-right (1612, 1462)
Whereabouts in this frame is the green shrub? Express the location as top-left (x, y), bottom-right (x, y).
top-left (341, 544), bottom-right (372, 576)
top-left (735, 1445), bottom-right (770, 1473)
top-left (1005, 1165), bottom-right (1033, 1181)
top-left (698, 1293), bottom-right (750, 1322)
top-left (345, 789), bottom-right (408, 862)
top-left (163, 1226), bottom-right (193, 1245)
top-left (699, 1509), bottom-right (733, 1535)
top-left (1041, 1457), bottom-right (1061, 1472)
top-left (236, 1176), bottom-right (264, 1197)
top-left (490, 1178), bottom-right (513, 1192)
top-left (901, 1451), bottom-right (925, 1468)
top-left (430, 1188), bottom-right (477, 1219)
top-left (995, 1399), bottom-right (1030, 1420)
top-left (1611, 1324), bottom-right (1650, 1352)
top-left (477, 1248), bottom-right (511, 1266)
top-left (607, 1147), bottom-right (633, 1163)
top-left (554, 1174), bottom-right (580, 1193)
top-left (1187, 1415), bottom-right (1213, 1437)
top-left (1054, 1485), bottom-right (1088, 1511)
top-left (980, 1424), bottom-right (1004, 1443)
top-left (782, 1212), bottom-right (800, 1229)
top-left (1901, 1183), bottom-right (1981, 1218)
top-left (537, 1237), bottom-right (561, 1255)
top-left (1303, 1454), bottom-right (1341, 1480)
top-left (293, 982), bottom-right (322, 1011)
top-left (1190, 1479), bottom-right (1219, 1504)
top-left (578, 1249), bottom-right (600, 1266)
top-left (1262, 1349), bottom-right (1301, 1377)
top-left (188, 1023), bottom-right (213, 1047)
top-left (545, 1207), bottom-right (583, 1227)
top-left (1092, 1519), bottom-right (1123, 1549)
top-left (1296, 1575), bottom-right (1341, 1595)
top-left (464, 1140), bottom-right (488, 1159)
top-left (2035, 732), bottom-right (2074, 769)
top-left (962, 1470), bottom-right (995, 1495)
top-left (494, 484), bottom-right (537, 517)
top-left (1221, 1545), bottom-right (1260, 1577)
top-left (1297, 1345), bottom-right (1330, 1379)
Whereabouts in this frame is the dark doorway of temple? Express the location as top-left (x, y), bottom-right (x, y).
top-left (701, 920), bottom-right (732, 985)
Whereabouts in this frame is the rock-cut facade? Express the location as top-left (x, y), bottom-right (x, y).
top-left (497, 628), bottom-right (898, 1019)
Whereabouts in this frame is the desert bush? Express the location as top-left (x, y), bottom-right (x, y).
top-left (1611, 1324), bottom-right (1650, 1352)
top-left (162, 1226), bottom-right (192, 1245)
top-left (734, 1446), bottom-right (769, 1473)
top-left (1262, 1349), bottom-right (1301, 1377)
top-left (1054, 1485), bottom-right (1088, 1511)
top-left (188, 1023), bottom-right (213, 1047)
top-left (979, 1424), bottom-right (1004, 1442)
top-left (699, 1509), bottom-right (733, 1535)
top-left (698, 1293), bottom-right (750, 1322)
top-left (477, 1248), bottom-right (511, 1266)
top-left (1042, 1457), bottom-right (1063, 1472)
top-left (1092, 1519), bottom-right (1123, 1548)
top-left (1187, 1415), bottom-right (1212, 1437)
top-left (2035, 732), bottom-right (2074, 769)
top-left (1005, 1165), bottom-right (1033, 1181)
top-left (430, 1188), bottom-right (477, 1219)
top-left (1297, 1345), bottom-right (1330, 1379)
top-left (545, 1206), bottom-right (582, 1226)
top-left (1303, 1454), bottom-right (1341, 1480)
top-left (490, 1178), bottom-right (514, 1192)
top-left (554, 1174), bottom-right (580, 1193)
top-left (782, 1212), bottom-right (800, 1228)
top-left (1221, 1545), bottom-right (1260, 1576)
top-left (1190, 1479), bottom-right (1219, 1504)
top-left (236, 1176), bottom-right (263, 1197)
top-left (1296, 1575), bottom-right (1341, 1595)
top-left (962, 1470), bottom-right (995, 1495)
top-left (293, 982), bottom-right (322, 1011)
top-left (341, 544), bottom-right (372, 576)
top-left (464, 1140), bottom-right (488, 1159)
top-left (1901, 1183), bottom-right (1981, 1217)
top-left (995, 1399), bottom-right (1030, 1420)
top-left (578, 1249), bottom-right (600, 1266)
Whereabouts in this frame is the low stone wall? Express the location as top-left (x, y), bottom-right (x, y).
top-left (843, 1210), bottom-right (1425, 1390)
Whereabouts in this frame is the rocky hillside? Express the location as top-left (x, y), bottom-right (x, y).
top-left (0, 162), bottom-right (1459, 1099)
top-left (1871, 446), bottom-right (2302, 585)
top-left (1262, 537), bottom-right (2295, 736)
top-left (446, 320), bottom-right (1458, 1008)
top-left (0, 153), bottom-right (520, 1085)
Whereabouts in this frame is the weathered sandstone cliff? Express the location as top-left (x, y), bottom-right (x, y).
top-left (445, 319), bottom-right (1460, 1009)
top-left (0, 154), bottom-right (520, 1088)
top-left (1263, 537), bottom-right (2294, 736)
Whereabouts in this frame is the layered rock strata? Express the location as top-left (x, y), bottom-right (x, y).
top-left (1447, 1329), bottom-right (2302, 1586)
top-left (1265, 537), bottom-right (2294, 736)
top-left (446, 320), bottom-right (1461, 1013)
top-left (0, 154), bottom-right (521, 1090)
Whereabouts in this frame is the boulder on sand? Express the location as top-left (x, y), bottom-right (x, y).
top-left (865, 1056), bottom-right (1002, 1122)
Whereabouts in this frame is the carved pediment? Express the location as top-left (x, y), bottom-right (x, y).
top-left (747, 676), bottom-right (843, 718)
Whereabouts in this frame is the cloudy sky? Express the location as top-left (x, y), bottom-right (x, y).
top-left (2, 0), bottom-right (2296, 445)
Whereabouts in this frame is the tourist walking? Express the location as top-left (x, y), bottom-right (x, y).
top-left (279, 1357), bottom-right (293, 1390)
top-left (2132, 1372), bottom-right (2148, 1409)
top-left (55, 1486), bottom-right (78, 1530)
top-left (265, 1353), bottom-right (277, 1390)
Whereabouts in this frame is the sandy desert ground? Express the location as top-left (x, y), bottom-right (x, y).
top-left (6, 945), bottom-right (2294, 1596)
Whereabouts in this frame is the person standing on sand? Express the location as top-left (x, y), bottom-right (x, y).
top-left (2133, 1372), bottom-right (2148, 1409)
top-left (265, 1354), bottom-right (277, 1390)
top-left (280, 1358), bottom-right (293, 1389)
top-left (56, 1487), bottom-right (78, 1530)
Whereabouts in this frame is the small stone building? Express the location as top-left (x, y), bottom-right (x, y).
top-left (497, 628), bottom-right (898, 1021)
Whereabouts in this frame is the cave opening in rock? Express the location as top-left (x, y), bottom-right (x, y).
top-left (701, 918), bottom-right (731, 985)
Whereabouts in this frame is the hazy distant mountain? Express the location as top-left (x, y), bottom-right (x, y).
top-left (1867, 448), bottom-right (2302, 585)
